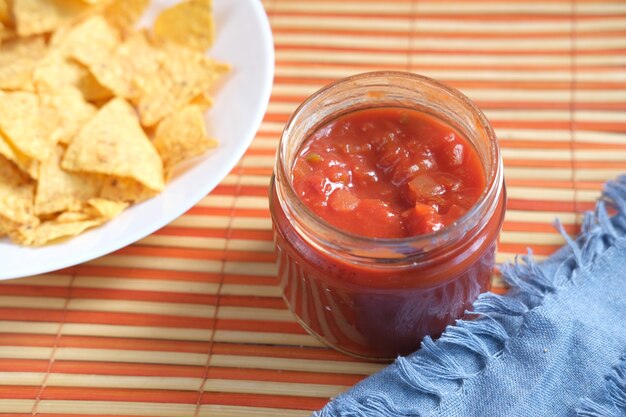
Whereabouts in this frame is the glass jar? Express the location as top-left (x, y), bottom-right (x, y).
top-left (269, 72), bottom-right (506, 360)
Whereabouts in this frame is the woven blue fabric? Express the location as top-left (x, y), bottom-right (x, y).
top-left (314, 176), bottom-right (626, 417)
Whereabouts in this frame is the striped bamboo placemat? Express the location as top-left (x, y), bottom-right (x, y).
top-left (1, 1), bottom-right (625, 416)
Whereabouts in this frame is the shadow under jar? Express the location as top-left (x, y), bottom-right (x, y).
top-left (269, 72), bottom-right (506, 360)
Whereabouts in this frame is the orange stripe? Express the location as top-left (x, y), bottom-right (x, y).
top-left (0, 309), bottom-right (215, 329)
top-left (229, 230), bottom-right (274, 240)
top-left (505, 179), bottom-right (574, 188)
top-left (507, 199), bottom-right (575, 212)
top-left (277, 60), bottom-right (575, 71)
top-left (0, 359), bottom-right (49, 372)
top-left (116, 246), bottom-right (276, 263)
top-left (51, 361), bottom-right (204, 378)
top-left (575, 182), bottom-right (606, 189)
top-left (574, 161), bottom-right (626, 168)
top-left (503, 221), bottom-right (578, 234)
top-left (69, 288), bottom-right (218, 305)
top-left (58, 336), bottom-right (210, 354)
top-left (201, 392), bottom-right (327, 410)
top-left (207, 367), bottom-right (363, 386)
top-left (154, 227), bottom-right (230, 238)
top-left (222, 275), bottom-right (279, 286)
top-left (219, 296), bottom-right (285, 309)
top-left (237, 186), bottom-right (272, 197)
top-left (40, 387), bottom-right (197, 403)
top-left (0, 285), bottom-right (71, 298)
top-left (0, 334), bottom-right (56, 347)
top-left (504, 160), bottom-right (573, 168)
top-left (499, 141), bottom-right (573, 149)
top-left (275, 28), bottom-right (590, 39)
top-left (74, 266), bottom-right (222, 283)
top-left (499, 243), bottom-right (564, 255)
top-left (210, 342), bottom-right (358, 362)
top-left (215, 319), bottom-right (305, 334)
top-left (0, 386), bottom-right (39, 399)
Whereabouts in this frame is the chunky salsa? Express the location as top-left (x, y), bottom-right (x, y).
top-left (292, 107), bottom-right (486, 238)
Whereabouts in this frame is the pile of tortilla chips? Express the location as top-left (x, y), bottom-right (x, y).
top-left (0, 0), bottom-right (228, 246)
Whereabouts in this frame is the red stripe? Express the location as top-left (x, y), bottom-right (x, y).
top-left (201, 392), bottom-right (327, 410)
top-left (0, 359), bottom-right (49, 372)
top-left (50, 361), bottom-right (204, 378)
top-left (39, 387), bottom-right (197, 403)
top-left (57, 336), bottom-right (210, 353)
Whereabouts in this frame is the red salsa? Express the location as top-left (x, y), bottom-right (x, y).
top-left (292, 107), bottom-right (486, 238)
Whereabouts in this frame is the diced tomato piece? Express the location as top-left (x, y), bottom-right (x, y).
top-left (352, 199), bottom-right (403, 238)
top-left (405, 175), bottom-right (446, 205)
top-left (328, 188), bottom-right (360, 212)
top-left (402, 203), bottom-right (444, 235)
top-left (444, 204), bottom-right (466, 221)
top-left (298, 174), bottom-right (327, 198)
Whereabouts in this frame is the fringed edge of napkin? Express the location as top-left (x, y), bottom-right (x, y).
top-left (577, 353), bottom-right (626, 417)
top-left (315, 175), bottom-right (626, 417)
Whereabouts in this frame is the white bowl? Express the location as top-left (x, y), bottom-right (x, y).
top-left (0, 0), bottom-right (275, 279)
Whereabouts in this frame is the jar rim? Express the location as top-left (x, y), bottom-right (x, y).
top-left (275, 71), bottom-right (503, 262)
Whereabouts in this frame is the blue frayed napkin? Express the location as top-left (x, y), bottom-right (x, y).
top-left (314, 176), bottom-right (626, 417)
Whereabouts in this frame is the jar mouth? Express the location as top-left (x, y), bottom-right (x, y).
top-left (275, 71), bottom-right (503, 262)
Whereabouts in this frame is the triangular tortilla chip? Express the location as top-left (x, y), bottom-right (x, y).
top-left (13, 0), bottom-right (92, 36)
top-left (103, 0), bottom-right (150, 32)
top-left (34, 53), bottom-right (112, 101)
top-left (9, 217), bottom-right (104, 246)
top-left (39, 85), bottom-right (97, 145)
top-left (135, 42), bottom-right (229, 126)
top-left (153, 104), bottom-right (217, 178)
top-left (35, 146), bottom-right (102, 215)
top-left (0, 91), bottom-right (53, 161)
top-left (88, 30), bottom-right (164, 100)
top-left (50, 15), bottom-right (120, 67)
top-left (100, 176), bottom-right (157, 203)
top-left (62, 97), bottom-right (164, 191)
top-left (85, 197), bottom-right (129, 219)
top-left (0, 155), bottom-right (37, 228)
top-left (0, 132), bottom-right (39, 179)
top-left (154, 0), bottom-right (215, 51)
top-left (0, 35), bottom-right (47, 90)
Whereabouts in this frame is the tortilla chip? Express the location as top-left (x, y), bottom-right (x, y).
top-left (13, 0), bottom-right (92, 36)
top-left (0, 21), bottom-right (16, 42)
top-left (35, 146), bottom-right (102, 215)
top-left (100, 176), bottom-right (157, 203)
top-left (39, 86), bottom-right (97, 145)
top-left (0, 0), bottom-right (10, 25)
top-left (0, 155), bottom-right (37, 228)
top-left (34, 53), bottom-right (112, 101)
top-left (0, 35), bottom-right (47, 90)
top-left (9, 217), bottom-right (104, 246)
top-left (0, 91), bottom-right (53, 162)
top-left (154, 0), bottom-right (215, 52)
top-left (103, 0), bottom-right (149, 31)
top-left (88, 30), bottom-right (164, 100)
top-left (86, 197), bottom-right (128, 219)
top-left (62, 98), bottom-right (165, 191)
top-left (153, 104), bottom-right (217, 178)
top-left (50, 15), bottom-right (120, 67)
top-left (55, 211), bottom-right (92, 222)
top-left (136, 43), bottom-right (228, 126)
top-left (0, 132), bottom-right (39, 179)
top-left (190, 90), bottom-right (214, 109)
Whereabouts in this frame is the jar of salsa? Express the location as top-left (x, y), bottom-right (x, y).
top-left (270, 72), bottom-right (506, 360)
